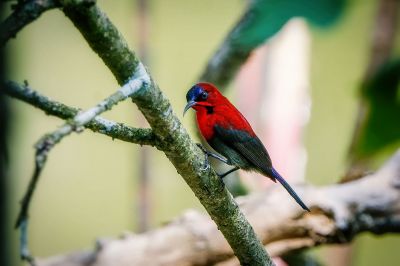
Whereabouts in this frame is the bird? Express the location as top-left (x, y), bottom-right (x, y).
top-left (183, 82), bottom-right (310, 212)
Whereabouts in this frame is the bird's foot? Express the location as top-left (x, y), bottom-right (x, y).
top-left (196, 143), bottom-right (230, 165)
top-left (196, 143), bottom-right (211, 171)
top-left (200, 160), bottom-right (210, 171)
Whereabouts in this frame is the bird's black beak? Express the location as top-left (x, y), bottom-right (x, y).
top-left (183, 100), bottom-right (196, 116)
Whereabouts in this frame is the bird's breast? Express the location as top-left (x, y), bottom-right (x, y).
top-left (196, 110), bottom-right (217, 140)
top-left (196, 104), bottom-right (255, 141)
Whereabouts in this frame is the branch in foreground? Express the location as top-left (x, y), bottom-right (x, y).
top-left (3, 80), bottom-right (159, 147)
top-left (38, 149), bottom-right (400, 266)
top-left (0, 0), bottom-right (59, 45)
top-left (59, 1), bottom-right (273, 265)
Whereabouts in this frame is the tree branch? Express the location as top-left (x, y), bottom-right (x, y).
top-left (61, 1), bottom-right (274, 265)
top-left (198, 5), bottom-right (254, 87)
top-left (364, 0), bottom-right (399, 79)
top-left (198, 1), bottom-right (343, 89)
top-left (60, 0), bottom-right (139, 85)
top-left (21, 61), bottom-right (151, 166)
top-left (13, 61), bottom-right (154, 264)
top-left (5, 0), bottom-right (274, 265)
top-left (0, 0), bottom-right (60, 46)
top-left (3, 80), bottom-right (159, 146)
top-left (37, 149), bottom-right (400, 266)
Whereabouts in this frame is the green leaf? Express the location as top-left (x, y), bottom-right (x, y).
top-left (353, 60), bottom-right (400, 158)
top-left (231, 0), bottom-right (346, 49)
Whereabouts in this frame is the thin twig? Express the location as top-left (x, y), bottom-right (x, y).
top-left (3, 80), bottom-right (159, 147)
top-left (14, 62), bottom-right (151, 263)
top-left (15, 139), bottom-right (50, 266)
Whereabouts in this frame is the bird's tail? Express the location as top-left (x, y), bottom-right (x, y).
top-left (270, 167), bottom-right (310, 212)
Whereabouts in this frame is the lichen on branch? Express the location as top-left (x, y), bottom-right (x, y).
top-left (4, 80), bottom-right (159, 147)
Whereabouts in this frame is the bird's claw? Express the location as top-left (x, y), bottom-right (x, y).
top-left (196, 143), bottom-right (211, 171)
top-left (200, 161), bottom-right (210, 171)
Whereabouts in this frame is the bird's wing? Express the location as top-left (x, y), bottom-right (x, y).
top-left (214, 125), bottom-right (273, 175)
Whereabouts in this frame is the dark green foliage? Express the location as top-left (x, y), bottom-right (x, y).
top-left (200, 0), bottom-right (345, 87)
top-left (354, 60), bottom-right (400, 158)
top-left (231, 0), bottom-right (346, 49)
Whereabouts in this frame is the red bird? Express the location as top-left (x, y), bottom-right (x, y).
top-left (183, 82), bottom-right (309, 211)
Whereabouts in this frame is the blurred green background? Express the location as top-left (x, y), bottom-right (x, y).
top-left (4, 0), bottom-right (399, 265)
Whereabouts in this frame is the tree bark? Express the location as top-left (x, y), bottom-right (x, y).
top-left (37, 149), bottom-right (400, 266)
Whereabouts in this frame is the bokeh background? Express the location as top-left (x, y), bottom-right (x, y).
top-left (4, 0), bottom-right (400, 265)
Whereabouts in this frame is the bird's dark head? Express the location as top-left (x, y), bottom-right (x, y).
top-left (183, 82), bottom-right (222, 116)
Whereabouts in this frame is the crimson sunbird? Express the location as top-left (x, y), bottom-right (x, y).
top-left (183, 82), bottom-right (310, 212)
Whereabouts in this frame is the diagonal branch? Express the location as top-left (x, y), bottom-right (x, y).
top-left (199, 1), bottom-right (343, 89)
top-left (58, 0), bottom-right (274, 265)
top-left (3, 80), bottom-right (159, 147)
top-left (38, 149), bottom-right (400, 266)
top-left (4, 0), bottom-right (276, 265)
top-left (198, 6), bottom-right (253, 88)
top-left (0, 0), bottom-right (60, 46)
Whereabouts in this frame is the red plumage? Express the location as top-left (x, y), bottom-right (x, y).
top-left (193, 83), bottom-right (256, 140)
top-left (184, 82), bottom-right (309, 212)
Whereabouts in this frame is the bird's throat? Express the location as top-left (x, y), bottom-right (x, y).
top-left (205, 106), bottom-right (214, 114)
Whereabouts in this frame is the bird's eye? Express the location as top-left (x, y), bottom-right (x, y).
top-left (200, 91), bottom-right (208, 100)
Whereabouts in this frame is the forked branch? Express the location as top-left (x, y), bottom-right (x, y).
top-left (4, 80), bottom-right (159, 146)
